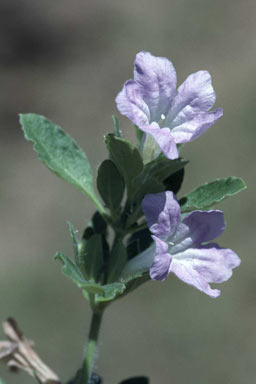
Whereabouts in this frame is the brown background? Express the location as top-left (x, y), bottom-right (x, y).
top-left (0, 1), bottom-right (255, 383)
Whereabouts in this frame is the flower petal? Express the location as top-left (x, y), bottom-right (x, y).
top-left (169, 244), bottom-right (240, 297)
top-left (170, 108), bottom-right (223, 144)
top-left (170, 210), bottom-right (225, 254)
top-left (115, 80), bottom-right (150, 126)
top-left (167, 70), bottom-right (217, 122)
top-left (142, 191), bottom-right (180, 239)
top-left (140, 122), bottom-right (179, 159)
top-left (150, 236), bottom-right (172, 281)
top-left (165, 70), bottom-right (222, 143)
top-left (134, 51), bottom-right (177, 122)
top-left (182, 210), bottom-right (226, 243)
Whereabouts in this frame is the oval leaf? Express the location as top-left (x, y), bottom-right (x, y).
top-left (20, 113), bottom-right (104, 212)
top-left (180, 177), bottom-right (247, 212)
top-left (97, 160), bottom-right (124, 211)
top-left (105, 134), bottom-right (143, 199)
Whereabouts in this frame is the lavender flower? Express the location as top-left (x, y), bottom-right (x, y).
top-left (122, 192), bottom-right (240, 298)
top-left (116, 51), bottom-right (223, 159)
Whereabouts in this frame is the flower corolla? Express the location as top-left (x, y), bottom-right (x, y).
top-left (123, 191), bottom-right (240, 298)
top-left (116, 51), bottom-right (223, 159)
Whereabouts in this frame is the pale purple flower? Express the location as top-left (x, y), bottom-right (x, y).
top-left (122, 192), bottom-right (240, 298)
top-left (116, 51), bottom-right (223, 159)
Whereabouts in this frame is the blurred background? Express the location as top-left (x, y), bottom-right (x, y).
top-left (0, 0), bottom-right (255, 383)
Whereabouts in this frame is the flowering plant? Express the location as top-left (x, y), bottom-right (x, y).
top-left (0, 52), bottom-right (246, 384)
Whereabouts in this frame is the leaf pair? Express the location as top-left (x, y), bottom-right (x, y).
top-left (55, 252), bottom-right (125, 304)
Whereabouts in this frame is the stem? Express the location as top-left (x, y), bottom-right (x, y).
top-left (89, 193), bottom-right (105, 216)
top-left (83, 309), bottom-right (103, 384)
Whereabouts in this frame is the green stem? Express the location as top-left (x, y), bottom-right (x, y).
top-left (83, 310), bottom-right (103, 384)
top-left (88, 193), bottom-right (106, 218)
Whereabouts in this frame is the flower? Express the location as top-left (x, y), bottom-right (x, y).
top-left (116, 51), bottom-right (223, 160)
top-left (122, 192), bottom-right (240, 298)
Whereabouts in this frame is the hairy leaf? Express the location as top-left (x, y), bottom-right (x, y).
top-left (180, 177), bottom-right (247, 212)
top-left (55, 252), bottom-right (125, 303)
top-left (20, 113), bottom-right (103, 212)
top-left (67, 221), bottom-right (81, 265)
top-left (95, 282), bottom-right (126, 303)
top-left (54, 252), bottom-right (104, 294)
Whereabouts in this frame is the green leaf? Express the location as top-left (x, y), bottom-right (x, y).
top-left (132, 176), bottom-right (164, 202)
top-left (141, 133), bottom-right (160, 164)
top-left (91, 211), bottom-right (107, 234)
top-left (83, 234), bottom-right (104, 281)
top-left (105, 134), bottom-right (143, 198)
top-left (97, 160), bottom-right (125, 211)
top-left (135, 125), bottom-right (144, 148)
top-left (164, 168), bottom-right (185, 194)
top-left (20, 113), bottom-right (104, 213)
top-left (54, 252), bottom-right (104, 294)
top-left (129, 157), bottom-right (187, 206)
top-left (55, 252), bottom-right (126, 303)
top-left (112, 115), bottom-right (121, 137)
top-left (125, 177), bottom-right (165, 228)
top-left (120, 272), bottom-right (150, 297)
top-left (143, 156), bottom-right (188, 183)
top-left (0, 379), bottom-right (6, 384)
top-left (95, 282), bottom-right (126, 303)
top-left (127, 158), bottom-right (188, 220)
top-left (67, 221), bottom-right (81, 265)
top-left (107, 239), bottom-right (127, 283)
top-left (180, 177), bottom-right (247, 212)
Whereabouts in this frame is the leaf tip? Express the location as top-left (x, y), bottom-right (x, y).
top-left (54, 252), bottom-right (62, 262)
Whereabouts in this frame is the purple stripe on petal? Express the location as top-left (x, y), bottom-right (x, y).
top-left (171, 108), bottom-right (223, 144)
top-left (140, 123), bottom-right (179, 160)
top-left (166, 70), bottom-right (217, 125)
top-left (170, 258), bottom-right (221, 298)
top-left (134, 51), bottom-right (177, 122)
top-left (169, 244), bottom-right (240, 297)
top-left (142, 191), bottom-right (180, 239)
top-left (115, 80), bottom-right (150, 127)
